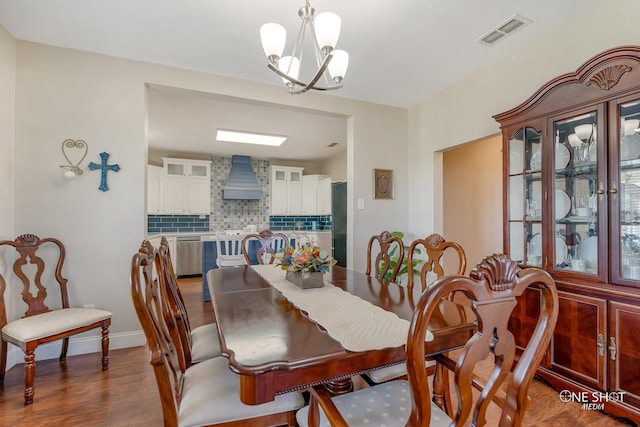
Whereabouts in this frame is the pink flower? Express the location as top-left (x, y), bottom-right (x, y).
top-left (295, 252), bottom-right (311, 264)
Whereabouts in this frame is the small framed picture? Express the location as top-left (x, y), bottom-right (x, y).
top-left (373, 168), bottom-right (394, 199)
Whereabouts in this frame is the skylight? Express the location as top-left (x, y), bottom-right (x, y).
top-left (216, 129), bottom-right (287, 146)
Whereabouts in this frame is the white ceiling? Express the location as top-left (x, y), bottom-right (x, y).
top-left (0, 0), bottom-right (606, 160)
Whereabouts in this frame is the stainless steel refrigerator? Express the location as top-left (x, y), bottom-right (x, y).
top-left (332, 182), bottom-right (347, 268)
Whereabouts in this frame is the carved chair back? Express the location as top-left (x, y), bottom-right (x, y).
top-left (0, 234), bottom-right (70, 321)
top-left (406, 233), bottom-right (467, 294)
top-left (157, 237), bottom-right (194, 370)
top-left (365, 231), bottom-right (405, 283)
top-left (130, 240), bottom-right (184, 425)
top-left (242, 230), bottom-right (289, 265)
top-left (406, 254), bottom-right (558, 426)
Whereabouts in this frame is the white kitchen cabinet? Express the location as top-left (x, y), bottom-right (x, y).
top-left (317, 177), bottom-right (332, 215)
top-left (270, 166), bottom-right (303, 215)
top-left (302, 175), bottom-right (331, 215)
top-left (147, 165), bottom-right (162, 214)
top-left (162, 158), bottom-right (211, 215)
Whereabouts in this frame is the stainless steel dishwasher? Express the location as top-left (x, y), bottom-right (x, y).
top-left (176, 235), bottom-right (202, 277)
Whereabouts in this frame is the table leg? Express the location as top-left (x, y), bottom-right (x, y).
top-left (432, 361), bottom-right (452, 416)
top-left (324, 377), bottom-right (354, 395)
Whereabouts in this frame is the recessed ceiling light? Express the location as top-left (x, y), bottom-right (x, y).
top-left (216, 129), bottom-right (287, 146)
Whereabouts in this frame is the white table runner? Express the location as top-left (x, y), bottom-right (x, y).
top-left (251, 265), bottom-right (433, 352)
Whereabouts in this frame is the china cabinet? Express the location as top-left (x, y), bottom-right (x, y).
top-left (270, 166), bottom-right (303, 215)
top-left (494, 46), bottom-right (640, 424)
top-left (162, 158), bottom-right (212, 214)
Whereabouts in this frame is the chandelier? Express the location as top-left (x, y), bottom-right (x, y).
top-left (260, 0), bottom-right (349, 94)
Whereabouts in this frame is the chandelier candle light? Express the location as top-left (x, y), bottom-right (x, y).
top-left (260, 0), bottom-right (349, 94)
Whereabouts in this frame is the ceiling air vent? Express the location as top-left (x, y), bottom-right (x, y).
top-left (476, 14), bottom-right (532, 46)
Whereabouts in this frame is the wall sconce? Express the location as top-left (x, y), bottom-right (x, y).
top-left (60, 139), bottom-right (88, 179)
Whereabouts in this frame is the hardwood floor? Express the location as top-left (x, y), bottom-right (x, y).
top-left (0, 276), bottom-right (635, 426)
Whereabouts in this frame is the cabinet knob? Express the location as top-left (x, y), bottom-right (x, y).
top-left (609, 180), bottom-right (618, 195)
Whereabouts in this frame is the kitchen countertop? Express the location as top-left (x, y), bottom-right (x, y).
top-left (148, 230), bottom-right (332, 240)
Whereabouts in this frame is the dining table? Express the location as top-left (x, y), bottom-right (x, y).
top-left (206, 264), bottom-right (475, 405)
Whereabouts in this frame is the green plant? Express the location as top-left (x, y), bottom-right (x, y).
top-left (379, 231), bottom-right (422, 283)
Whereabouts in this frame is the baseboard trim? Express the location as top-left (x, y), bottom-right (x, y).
top-left (4, 330), bottom-right (146, 371)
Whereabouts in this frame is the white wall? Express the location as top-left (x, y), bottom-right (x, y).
top-left (409, 0), bottom-right (640, 242)
top-left (319, 149), bottom-right (347, 182)
top-left (0, 22), bottom-right (16, 324)
top-left (8, 40), bottom-right (408, 362)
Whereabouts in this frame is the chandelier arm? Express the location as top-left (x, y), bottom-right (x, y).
top-left (309, 19), bottom-right (334, 87)
top-left (290, 84), bottom-right (342, 94)
top-left (295, 54), bottom-right (333, 93)
top-left (267, 63), bottom-right (341, 92)
top-left (268, 63), bottom-right (308, 87)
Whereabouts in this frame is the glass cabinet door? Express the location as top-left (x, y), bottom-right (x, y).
top-left (618, 99), bottom-right (640, 282)
top-left (552, 111), bottom-right (599, 275)
top-left (507, 127), bottom-right (542, 266)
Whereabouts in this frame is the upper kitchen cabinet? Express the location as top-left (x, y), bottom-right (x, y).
top-left (302, 175), bottom-right (332, 215)
top-left (317, 177), bottom-right (332, 215)
top-left (147, 164), bottom-right (163, 214)
top-left (271, 166), bottom-right (303, 215)
top-left (162, 158), bottom-right (212, 215)
top-left (495, 46), bottom-right (640, 424)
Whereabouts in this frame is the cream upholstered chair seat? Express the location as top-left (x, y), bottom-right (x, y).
top-left (296, 380), bottom-right (451, 427)
top-left (180, 356), bottom-right (304, 427)
top-left (2, 308), bottom-right (111, 343)
top-left (364, 359), bottom-right (436, 385)
top-left (189, 323), bottom-right (221, 363)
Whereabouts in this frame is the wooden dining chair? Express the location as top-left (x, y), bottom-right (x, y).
top-left (297, 254), bottom-right (559, 427)
top-left (241, 230), bottom-right (289, 265)
top-left (131, 240), bottom-right (304, 427)
top-left (0, 234), bottom-right (112, 405)
top-left (364, 233), bottom-right (468, 384)
top-left (215, 232), bottom-right (246, 268)
top-left (407, 233), bottom-right (467, 294)
top-left (365, 230), bottom-right (405, 282)
top-left (157, 237), bottom-right (220, 368)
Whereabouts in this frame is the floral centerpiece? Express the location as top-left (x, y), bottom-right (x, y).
top-left (276, 240), bottom-right (337, 288)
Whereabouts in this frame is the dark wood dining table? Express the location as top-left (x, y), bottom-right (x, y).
top-left (206, 265), bottom-right (475, 405)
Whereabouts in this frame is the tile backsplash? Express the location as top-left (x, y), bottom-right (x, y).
top-left (269, 215), bottom-right (332, 231)
top-left (147, 214), bottom-right (210, 233)
top-left (209, 157), bottom-right (270, 230)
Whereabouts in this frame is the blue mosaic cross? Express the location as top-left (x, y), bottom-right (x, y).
top-left (88, 152), bottom-right (120, 192)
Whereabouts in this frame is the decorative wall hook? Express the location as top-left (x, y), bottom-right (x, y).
top-left (88, 152), bottom-right (120, 192)
top-left (60, 139), bottom-right (88, 179)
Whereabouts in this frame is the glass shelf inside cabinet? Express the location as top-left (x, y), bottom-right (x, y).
top-left (553, 112), bottom-right (598, 274)
top-left (508, 127), bottom-right (542, 266)
top-left (619, 101), bottom-right (640, 280)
